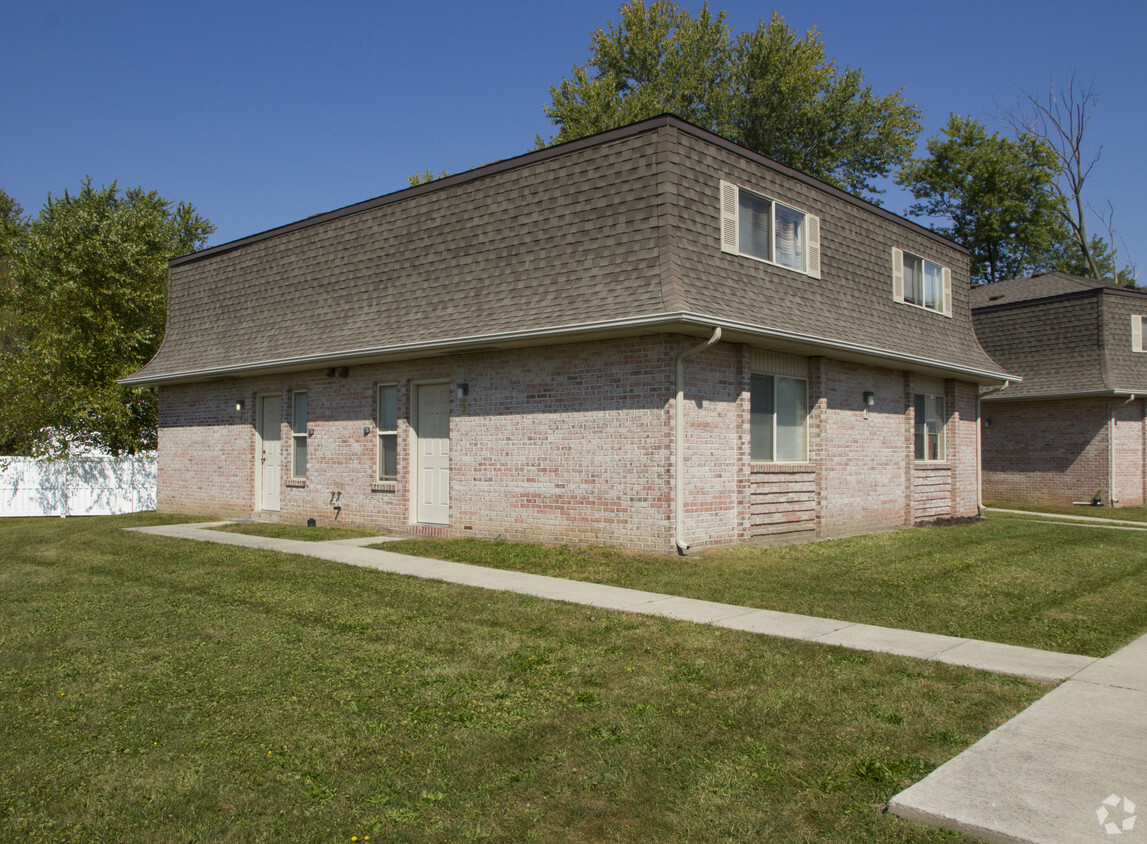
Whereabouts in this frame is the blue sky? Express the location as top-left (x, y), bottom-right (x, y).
top-left (4, 0), bottom-right (1144, 275)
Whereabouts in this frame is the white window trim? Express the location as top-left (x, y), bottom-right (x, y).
top-left (377, 383), bottom-right (398, 482)
top-left (1132, 315), bottom-right (1144, 352)
top-left (290, 390), bottom-right (308, 480)
top-left (750, 372), bottom-right (810, 464)
top-left (721, 180), bottom-right (821, 279)
top-left (892, 247), bottom-right (952, 318)
top-left (914, 392), bottom-right (947, 462)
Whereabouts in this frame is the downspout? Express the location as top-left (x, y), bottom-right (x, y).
top-left (977, 381), bottom-right (1011, 511)
top-left (1109, 394), bottom-right (1136, 507)
top-left (673, 327), bottom-right (722, 554)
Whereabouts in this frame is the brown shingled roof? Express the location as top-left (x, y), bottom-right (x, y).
top-left (972, 273), bottom-right (1147, 399)
top-left (125, 116), bottom-right (1012, 387)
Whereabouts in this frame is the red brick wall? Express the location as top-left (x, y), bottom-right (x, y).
top-left (157, 336), bottom-right (985, 550)
top-left (158, 338), bottom-right (678, 550)
top-left (980, 398), bottom-right (1114, 505)
top-left (1112, 398), bottom-right (1144, 506)
top-left (814, 360), bottom-right (913, 537)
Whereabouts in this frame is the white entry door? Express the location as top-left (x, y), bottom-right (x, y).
top-left (416, 383), bottom-right (450, 524)
top-left (258, 395), bottom-right (281, 512)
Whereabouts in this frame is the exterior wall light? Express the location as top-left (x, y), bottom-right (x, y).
top-left (235, 399), bottom-right (245, 412)
top-left (863, 391), bottom-right (875, 406)
top-left (457, 383), bottom-right (469, 398)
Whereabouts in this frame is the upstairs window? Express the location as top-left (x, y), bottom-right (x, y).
top-left (914, 393), bottom-right (945, 461)
top-left (751, 374), bottom-right (808, 462)
top-left (291, 391), bottom-right (308, 479)
top-left (893, 248), bottom-right (951, 316)
top-left (377, 384), bottom-right (398, 481)
top-left (721, 181), bottom-right (820, 278)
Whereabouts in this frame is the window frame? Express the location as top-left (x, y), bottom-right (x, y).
top-left (892, 248), bottom-right (952, 317)
top-left (720, 181), bottom-right (820, 279)
top-left (750, 373), bottom-right (809, 463)
top-left (914, 392), bottom-right (946, 462)
top-left (290, 390), bottom-right (308, 480)
top-left (377, 383), bottom-right (398, 482)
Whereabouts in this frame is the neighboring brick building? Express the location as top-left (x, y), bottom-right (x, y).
top-left (123, 116), bottom-right (1012, 551)
top-left (972, 273), bottom-right (1147, 507)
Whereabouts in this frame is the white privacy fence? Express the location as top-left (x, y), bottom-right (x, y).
top-left (0, 455), bottom-right (157, 517)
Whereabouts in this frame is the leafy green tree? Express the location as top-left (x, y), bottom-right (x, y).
top-left (0, 179), bottom-right (214, 455)
top-left (897, 115), bottom-right (1063, 284)
top-left (0, 189), bottom-right (29, 344)
top-left (731, 13), bottom-right (921, 197)
top-left (540, 2), bottom-right (921, 200)
top-left (541, 1), bottom-right (735, 145)
top-left (1040, 229), bottom-right (1137, 286)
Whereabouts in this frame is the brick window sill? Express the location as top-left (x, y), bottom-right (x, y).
top-left (285, 478), bottom-right (306, 488)
top-left (913, 462), bottom-right (951, 470)
top-left (750, 462), bottom-right (814, 473)
top-left (371, 481), bottom-right (398, 493)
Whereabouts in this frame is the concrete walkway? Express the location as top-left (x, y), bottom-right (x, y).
top-left (130, 521), bottom-right (1095, 682)
top-left (890, 634), bottom-right (1147, 843)
top-left (129, 521), bottom-right (1146, 843)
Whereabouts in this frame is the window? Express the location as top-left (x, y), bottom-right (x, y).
top-left (291, 391), bottom-right (308, 479)
top-left (377, 384), bottom-right (398, 481)
top-left (1132, 315), bottom-right (1144, 352)
top-left (914, 393), bottom-right (945, 461)
top-left (751, 374), bottom-right (808, 462)
top-left (720, 181), bottom-right (820, 278)
top-left (892, 248), bottom-right (951, 316)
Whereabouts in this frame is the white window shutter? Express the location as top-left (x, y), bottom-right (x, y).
top-left (806, 214), bottom-right (821, 279)
top-left (891, 248), bottom-right (904, 302)
top-left (1133, 315), bottom-right (1144, 352)
top-left (719, 180), bottom-right (739, 254)
top-left (942, 267), bottom-right (953, 317)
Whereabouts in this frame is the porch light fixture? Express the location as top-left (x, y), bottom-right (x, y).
top-left (235, 399), bottom-right (245, 413)
top-left (863, 391), bottom-right (875, 406)
top-left (457, 383), bottom-right (469, 398)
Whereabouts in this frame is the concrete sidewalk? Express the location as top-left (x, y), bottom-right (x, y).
top-left (130, 521), bottom-right (1096, 682)
top-left (889, 633), bottom-right (1147, 843)
top-left (130, 521), bottom-right (1146, 843)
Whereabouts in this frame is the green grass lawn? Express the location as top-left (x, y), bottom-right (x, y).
top-left (209, 522), bottom-right (385, 541)
top-left (985, 501), bottom-right (1147, 522)
top-left (0, 513), bottom-right (1045, 842)
top-left (381, 514), bottom-right (1147, 658)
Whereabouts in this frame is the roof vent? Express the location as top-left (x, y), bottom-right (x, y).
top-left (988, 295), bottom-right (1003, 301)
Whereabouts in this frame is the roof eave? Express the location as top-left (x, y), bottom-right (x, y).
top-left (120, 312), bottom-right (1017, 388)
top-left (982, 388), bottom-right (1143, 402)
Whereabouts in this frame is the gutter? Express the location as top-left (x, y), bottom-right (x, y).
top-left (977, 381), bottom-right (1012, 511)
top-left (673, 327), bottom-right (721, 554)
top-left (121, 311), bottom-right (1017, 388)
top-left (981, 388), bottom-right (1141, 402)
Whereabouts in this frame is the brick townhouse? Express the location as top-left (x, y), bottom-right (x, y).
top-left (972, 273), bottom-right (1147, 507)
top-left (122, 115), bottom-right (1013, 551)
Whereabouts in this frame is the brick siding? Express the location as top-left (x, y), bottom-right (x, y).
top-left (157, 336), bottom-right (983, 551)
top-left (980, 397), bottom-right (1147, 506)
